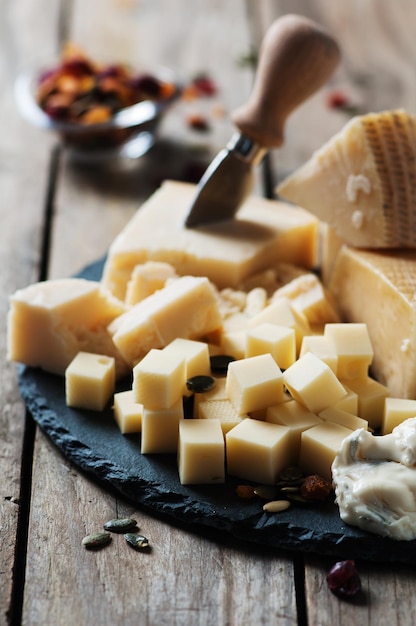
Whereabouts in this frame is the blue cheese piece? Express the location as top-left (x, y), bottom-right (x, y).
top-left (332, 418), bottom-right (416, 540)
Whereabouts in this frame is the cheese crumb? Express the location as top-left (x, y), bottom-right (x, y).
top-left (401, 338), bottom-right (411, 353)
top-left (351, 210), bottom-right (364, 229)
top-left (346, 174), bottom-right (371, 203)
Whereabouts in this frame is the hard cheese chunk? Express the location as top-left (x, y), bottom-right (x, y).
top-left (101, 180), bottom-right (319, 299)
top-left (383, 397), bottom-right (416, 434)
top-left (328, 246), bottom-right (416, 398)
top-left (278, 109), bottom-right (416, 249)
top-left (113, 389), bottom-right (143, 434)
top-left (109, 275), bottom-right (222, 367)
top-left (141, 400), bottom-right (183, 454)
top-left (133, 348), bottom-right (185, 410)
top-left (65, 351), bottom-right (115, 411)
top-left (300, 421), bottom-right (353, 480)
top-left (226, 418), bottom-right (291, 485)
top-left (178, 419), bottom-right (225, 484)
top-left (7, 278), bottom-right (128, 378)
top-left (324, 323), bottom-right (373, 380)
top-left (226, 353), bottom-right (284, 415)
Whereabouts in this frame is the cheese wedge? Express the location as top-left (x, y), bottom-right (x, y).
top-left (7, 278), bottom-right (128, 378)
top-left (329, 246), bottom-right (416, 398)
top-left (101, 180), bottom-right (319, 299)
top-left (278, 109), bottom-right (416, 249)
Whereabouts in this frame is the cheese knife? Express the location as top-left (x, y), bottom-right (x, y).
top-left (184, 14), bottom-right (340, 228)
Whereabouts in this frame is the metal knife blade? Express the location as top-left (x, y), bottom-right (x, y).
top-left (184, 14), bottom-right (340, 228)
top-left (184, 133), bottom-right (265, 228)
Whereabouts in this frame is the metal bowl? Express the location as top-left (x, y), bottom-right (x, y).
top-left (15, 66), bottom-right (181, 160)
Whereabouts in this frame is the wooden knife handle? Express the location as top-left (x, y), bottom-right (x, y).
top-left (231, 14), bottom-right (340, 148)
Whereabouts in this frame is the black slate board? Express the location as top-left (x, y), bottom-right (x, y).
top-left (17, 257), bottom-right (416, 563)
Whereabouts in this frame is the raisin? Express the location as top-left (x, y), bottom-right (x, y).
top-left (300, 474), bottom-right (333, 501)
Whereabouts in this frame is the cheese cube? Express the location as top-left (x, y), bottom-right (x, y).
top-left (109, 275), bottom-right (222, 367)
top-left (266, 400), bottom-right (322, 465)
top-left (299, 334), bottom-right (338, 374)
top-left (125, 261), bottom-right (177, 304)
top-left (248, 297), bottom-right (310, 353)
top-left (163, 338), bottom-right (210, 395)
top-left (245, 323), bottom-right (296, 370)
top-left (101, 180), bottom-right (319, 300)
top-left (193, 376), bottom-right (228, 418)
top-left (226, 418), bottom-right (291, 484)
top-left (133, 348), bottom-right (185, 409)
top-left (141, 399), bottom-right (183, 454)
top-left (7, 278), bottom-right (128, 378)
top-left (343, 376), bottom-right (390, 430)
top-left (300, 422), bottom-right (353, 480)
top-left (198, 399), bottom-right (245, 434)
top-left (178, 419), bottom-right (225, 484)
top-left (226, 354), bottom-right (284, 415)
top-left (65, 351), bottom-right (115, 411)
top-left (113, 389), bottom-right (143, 434)
top-left (332, 389), bottom-right (359, 415)
top-left (382, 397), bottom-right (416, 434)
top-left (283, 352), bottom-right (347, 414)
top-left (319, 406), bottom-right (368, 431)
top-left (324, 323), bottom-right (373, 379)
top-left (220, 331), bottom-right (247, 360)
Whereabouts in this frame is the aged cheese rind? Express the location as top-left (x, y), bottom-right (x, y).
top-left (101, 180), bottom-right (319, 299)
top-left (7, 278), bottom-right (128, 378)
top-left (278, 109), bottom-right (416, 249)
top-left (328, 246), bottom-right (416, 399)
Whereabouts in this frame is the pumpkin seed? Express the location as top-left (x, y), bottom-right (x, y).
top-left (124, 533), bottom-right (150, 550)
top-left (278, 466), bottom-right (304, 483)
top-left (103, 517), bottom-right (138, 533)
top-left (82, 532), bottom-right (112, 550)
top-left (254, 485), bottom-right (279, 500)
top-left (262, 500), bottom-right (291, 513)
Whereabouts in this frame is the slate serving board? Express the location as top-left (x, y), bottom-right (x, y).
top-left (17, 257), bottom-right (416, 563)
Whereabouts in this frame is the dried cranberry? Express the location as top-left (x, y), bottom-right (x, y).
top-left (327, 560), bottom-right (361, 598)
top-left (131, 74), bottom-right (162, 98)
top-left (192, 74), bottom-right (217, 96)
top-left (326, 89), bottom-right (350, 109)
top-left (62, 58), bottom-right (94, 77)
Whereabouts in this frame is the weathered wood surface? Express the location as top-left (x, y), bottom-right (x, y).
top-left (2, 1), bottom-right (416, 625)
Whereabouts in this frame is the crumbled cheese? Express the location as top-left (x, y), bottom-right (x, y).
top-left (351, 210), bottom-right (364, 229)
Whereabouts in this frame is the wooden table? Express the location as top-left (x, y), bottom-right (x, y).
top-left (3, 1), bottom-right (416, 624)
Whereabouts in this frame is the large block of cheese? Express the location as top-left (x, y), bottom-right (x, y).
top-left (278, 109), bottom-right (416, 249)
top-left (328, 246), bottom-right (416, 398)
top-left (102, 180), bottom-right (319, 299)
top-left (7, 278), bottom-right (128, 378)
top-left (109, 275), bottom-right (222, 367)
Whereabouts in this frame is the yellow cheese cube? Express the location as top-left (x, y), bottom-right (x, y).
top-left (198, 399), bottom-right (245, 434)
top-left (125, 261), bottom-right (177, 304)
top-left (178, 419), bottom-right (225, 484)
top-left (226, 354), bottom-right (284, 415)
top-left (133, 348), bottom-right (185, 410)
top-left (101, 180), bottom-right (319, 299)
top-left (245, 323), bottom-right (296, 370)
top-left (65, 351), bottom-right (115, 411)
top-left (226, 418), bottom-right (291, 484)
top-left (7, 278), bottom-right (127, 378)
top-left (324, 323), bottom-right (373, 379)
top-left (141, 399), bottom-right (183, 454)
top-left (220, 331), bottom-right (246, 360)
top-left (382, 397), bottom-right (416, 434)
top-left (163, 338), bottom-right (211, 396)
top-left (332, 389), bottom-right (359, 415)
top-left (113, 389), bottom-right (143, 434)
top-left (343, 376), bottom-right (390, 430)
top-left (109, 275), bottom-right (222, 367)
top-left (193, 377), bottom-right (228, 418)
top-left (283, 352), bottom-right (347, 414)
top-left (266, 400), bottom-right (322, 465)
top-left (248, 297), bottom-right (310, 353)
top-left (319, 406), bottom-right (368, 431)
top-left (299, 334), bottom-right (338, 374)
top-left (300, 422), bottom-right (353, 480)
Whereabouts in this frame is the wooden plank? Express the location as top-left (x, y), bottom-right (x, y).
top-left (22, 2), bottom-right (298, 624)
top-left (0, 0), bottom-right (62, 623)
